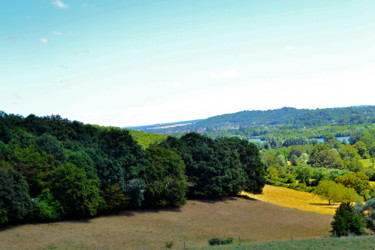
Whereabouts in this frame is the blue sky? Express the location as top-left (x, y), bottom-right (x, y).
top-left (1, 0), bottom-right (375, 126)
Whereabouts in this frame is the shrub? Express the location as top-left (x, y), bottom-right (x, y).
top-left (29, 189), bottom-right (62, 222)
top-left (165, 241), bottom-right (174, 249)
top-left (208, 237), bottom-right (233, 245)
top-left (331, 202), bottom-right (365, 236)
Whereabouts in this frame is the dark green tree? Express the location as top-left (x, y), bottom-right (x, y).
top-left (309, 148), bottom-right (344, 169)
top-left (10, 145), bottom-right (56, 197)
top-left (331, 202), bottom-right (365, 236)
top-left (335, 172), bottom-right (370, 194)
top-left (36, 133), bottom-right (66, 164)
top-left (50, 163), bottom-right (102, 218)
top-left (0, 167), bottom-right (31, 223)
top-left (143, 146), bottom-right (187, 206)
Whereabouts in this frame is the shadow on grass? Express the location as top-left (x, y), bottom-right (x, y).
top-left (236, 194), bottom-right (258, 201)
top-left (193, 196), bottom-right (256, 204)
top-left (309, 203), bottom-right (338, 209)
top-left (0, 217), bottom-right (92, 232)
top-left (115, 205), bottom-right (183, 216)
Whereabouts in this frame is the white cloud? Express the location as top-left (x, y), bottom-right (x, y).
top-left (52, 0), bottom-right (69, 9)
top-left (210, 69), bottom-right (238, 79)
top-left (81, 2), bottom-right (88, 8)
top-left (285, 45), bottom-right (295, 50)
top-left (40, 38), bottom-right (49, 44)
top-left (52, 31), bottom-right (63, 36)
top-left (172, 82), bottom-right (181, 88)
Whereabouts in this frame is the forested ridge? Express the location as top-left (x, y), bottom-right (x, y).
top-left (0, 111), bottom-right (265, 225)
top-left (142, 106), bottom-right (375, 135)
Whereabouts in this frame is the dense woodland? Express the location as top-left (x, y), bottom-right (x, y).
top-left (0, 111), bottom-right (265, 225)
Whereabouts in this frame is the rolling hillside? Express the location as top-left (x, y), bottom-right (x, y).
top-left (131, 106), bottom-right (375, 135)
top-left (0, 197), bottom-right (332, 249)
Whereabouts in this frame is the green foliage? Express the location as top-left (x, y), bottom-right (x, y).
top-left (335, 172), bottom-right (370, 194)
top-left (164, 241), bottom-right (174, 249)
top-left (30, 189), bottom-right (62, 221)
top-left (353, 141), bottom-right (368, 158)
top-left (315, 180), bottom-right (361, 205)
top-left (36, 133), bottom-right (66, 164)
top-left (0, 119), bottom-right (12, 143)
top-left (124, 178), bottom-right (146, 207)
top-left (160, 134), bottom-right (266, 197)
top-left (0, 208), bottom-right (7, 224)
top-left (294, 164), bottom-right (313, 184)
top-left (50, 163), bottom-right (102, 218)
top-left (277, 155), bottom-right (286, 166)
top-left (355, 198), bottom-right (375, 232)
top-left (338, 144), bottom-right (359, 161)
top-left (0, 141), bottom-right (11, 161)
top-left (10, 144), bottom-right (56, 196)
top-left (127, 129), bottom-right (167, 148)
top-left (309, 145), bottom-right (344, 169)
top-left (345, 159), bottom-right (364, 172)
top-left (208, 237), bottom-right (233, 245)
top-left (102, 184), bottom-right (130, 212)
top-left (143, 146), bottom-right (187, 206)
top-left (0, 167), bottom-right (31, 223)
top-left (331, 203), bottom-right (366, 236)
top-left (66, 150), bottom-right (98, 180)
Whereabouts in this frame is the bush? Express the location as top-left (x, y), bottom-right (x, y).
top-left (29, 189), bottom-right (62, 222)
top-left (165, 241), bottom-right (174, 249)
top-left (266, 179), bottom-right (315, 193)
top-left (0, 208), bottom-right (8, 224)
top-left (331, 202), bottom-right (365, 236)
top-left (208, 237), bottom-right (233, 245)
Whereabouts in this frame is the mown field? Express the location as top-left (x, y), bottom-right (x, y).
top-left (241, 185), bottom-right (339, 215)
top-left (196, 235), bottom-right (375, 250)
top-left (0, 197), bottom-right (332, 249)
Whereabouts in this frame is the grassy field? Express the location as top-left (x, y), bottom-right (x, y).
top-left (0, 197), bottom-right (332, 249)
top-left (360, 159), bottom-right (374, 169)
top-left (195, 235), bottom-right (375, 250)
top-left (241, 185), bottom-right (339, 215)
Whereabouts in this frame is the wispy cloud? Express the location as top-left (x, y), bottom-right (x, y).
top-left (81, 2), bottom-right (95, 8)
top-left (40, 38), bottom-right (49, 44)
top-left (11, 93), bottom-right (21, 99)
top-left (52, 31), bottom-right (63, 36)
top-left (285, 45), bottom-right (295, 50)
top-left (6, 36), bottom-right (23, 43)
top-left (58, 79), bottom-right (69, 84)
top-left (210, 69), bottom-right (238, 79)
top-left (58, 64), bottom-right (69, 70)
top-left (52, 0), bottom-right (69, 9)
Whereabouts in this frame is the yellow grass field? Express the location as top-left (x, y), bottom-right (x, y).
top-left (0, 197), bottom-right (332, 249)
top-left (241, 185), bottom-right (339, 215)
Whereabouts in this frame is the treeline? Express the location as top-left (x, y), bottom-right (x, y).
top-left (0, 111), bottom-right (265, 225)
top-left (145, 106), bottom-right (375, 135)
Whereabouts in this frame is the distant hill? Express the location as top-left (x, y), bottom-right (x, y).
top-left (125, 119), bottom-right (203, 131)
top-left (133, 106), bottom-right (375, 135)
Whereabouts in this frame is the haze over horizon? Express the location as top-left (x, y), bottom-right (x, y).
top-left (2, 0), bottom-right (375, 127)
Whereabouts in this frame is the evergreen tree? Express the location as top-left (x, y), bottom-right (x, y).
top-left (331, 202), bottom-right (365, 236)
